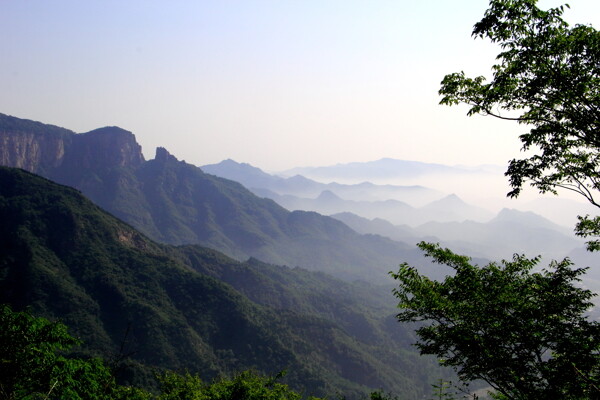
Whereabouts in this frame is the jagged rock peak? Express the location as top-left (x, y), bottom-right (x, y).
top-left (154, 147), bottom-right (179, 163)
top-left (0, 113), bottom-right (74, 173)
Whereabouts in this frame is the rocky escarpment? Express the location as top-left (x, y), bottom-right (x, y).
top-left (0, 114), bottom-right (145, 174)
top-left (0, 114), bottom-right (74, 173)
top-left (63, 126), bottom-right (145, 170)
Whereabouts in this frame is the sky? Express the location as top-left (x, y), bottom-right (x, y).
top-left (1, 0), bottom-right (599, 172)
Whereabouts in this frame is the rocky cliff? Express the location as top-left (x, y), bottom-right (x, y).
top-left (0, 114), bottom-right (74, 173)
top-left (66, 126), bottom-right (145, 170)
top-left (0, 114), bottom-right (145, 174)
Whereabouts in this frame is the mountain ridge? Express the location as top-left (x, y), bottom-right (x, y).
top-left (0, 113), bottom-right (427, 282)
top-left (279, 157), bottom-right (504, 184)
top-left (201, 158), bottom-right (441, 206)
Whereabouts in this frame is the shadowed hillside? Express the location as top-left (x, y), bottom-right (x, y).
top-left (0, 166), bottom-right (447, 399)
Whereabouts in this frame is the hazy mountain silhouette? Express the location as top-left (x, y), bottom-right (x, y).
top-left (332, 209), bottom-right (584, 262)
top-left (202, 159), bottom-right (441, 205)
top-left (428, 210), bottom-right (581, 260)
top-left (261, 190), bottom-right (493, 226)
top-left (280, 158), bottom-right (504, 184)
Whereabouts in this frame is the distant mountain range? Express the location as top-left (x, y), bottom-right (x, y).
top-left (202, 159), bottom-right (493, 225)
top-left (202, 159), bottom-right (587, 264)
top-left (0, 111), bottom-right (590, 284)
top-left (258, 190), bottom-right (494, 226)
top-left (0, 166), bottom-right (445, 398)
top-left (279, 158), bottom-right (504, 184)
top-left (201, 159), bottom-right (441, 206)
top-left (332, 209), bottom-right (584, 262)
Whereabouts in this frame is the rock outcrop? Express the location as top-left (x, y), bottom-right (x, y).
top-left (64, 126), bottom-right (145, 170)
top-left (0, 114), bottom-right (74, 173)
top-left (0, 114), bottom-right (145, 174)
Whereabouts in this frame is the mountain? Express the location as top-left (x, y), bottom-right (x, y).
top-left (420, 194), bottom-right (493, 224)
top-left (201, 158), bottom-right (441, 205)
top-left (331, 209), bottom-right (584, 263)
top-left (0, 113), bottom-right (429, 283)
top-left (262, 190), bottom-right (493, 226)
top-left (415, 208), bottom-right (583, 261)
top-left (280, 158), bottom-right (504, 184)
top-left (0, 166), bottom-right (446, 399)
top-left (518, 197), bottom-right (598, 229)
top-left (331, 212), bottom-right (426, 244)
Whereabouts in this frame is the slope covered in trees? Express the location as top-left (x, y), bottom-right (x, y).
top-left (0, 166), bottom-right (444, 399)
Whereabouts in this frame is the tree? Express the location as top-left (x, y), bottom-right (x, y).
top-left (0, 304), bottom-right (149, 400)
top-left (438, 0), bottom-right (600, 250)
top-left (157, 370), bottom-right (325, 400)
top-left (391, 242), bottom-right (600, 399)
top-left (396, 1), bottom-right (600, 398)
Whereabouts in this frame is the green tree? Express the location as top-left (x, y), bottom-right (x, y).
top-left (391, 242), bottom-right (600, 399)
top-left (430, 379), bottom-right (456, 400)
top-left (0, 304), bottom-right (149, 400)
top-left (438, 0), bottom-right (600, 250)
top-left (157, 370), bottom-right (325, 400)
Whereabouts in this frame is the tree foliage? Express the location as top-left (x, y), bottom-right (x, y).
top-left (391, 242), bottom-right (600, 399)
top-left (0, 304), bottom-right (331, 400)
top-left (439, 0), bottom-right (600, 250)
top-left (0, 304), bottom-right (151, 400)
top-left (157, 370), bottom-right (326, 400)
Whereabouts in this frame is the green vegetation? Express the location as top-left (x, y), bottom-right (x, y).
top-left (157, 370), bottom-right (324, 400)
top-left (0, 303), bottom-right (326, 399)
top-left (0, 166), bottom-right (445, 399)
top-left (439, 0), bottom-right (600, 250)
top-left (393, 1), bottom-right (600, 398)
top-left (392, 242), bottom-right (600, 399)
top-left (0, 304), bottom-right (144, 399)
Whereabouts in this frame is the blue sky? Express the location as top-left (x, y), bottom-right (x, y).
top-left (2, 0), bottom-right (599, 171)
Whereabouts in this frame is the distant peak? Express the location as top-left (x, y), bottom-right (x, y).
top-left (494, 208), bottom-right (534, 220)
top-left (317, 190), bottom-right (341, 201)
top-left (208, 159), bottom-right (261, 171)
top-left (444, 193), bottom-right (462, 201)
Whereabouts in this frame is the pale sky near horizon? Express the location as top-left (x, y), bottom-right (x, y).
top-left (1, 1), bottom-right (599, 172)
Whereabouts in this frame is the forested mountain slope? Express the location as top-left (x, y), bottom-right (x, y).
top-left (0, 166), bottom-right (444, 399)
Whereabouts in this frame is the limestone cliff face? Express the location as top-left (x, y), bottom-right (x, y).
top-left (0, 113), bottom-right (74, 173)
top-left (64, 127), bottom-right (145, 170)
top-left (0, 131), bottom-right (67, 173)
top-left (0, 114), bottom-right (145, 175)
